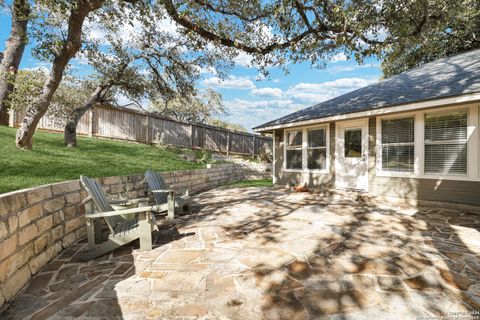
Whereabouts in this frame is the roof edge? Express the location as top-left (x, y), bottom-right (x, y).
top-left (254, 91), bottom-right (480, 132)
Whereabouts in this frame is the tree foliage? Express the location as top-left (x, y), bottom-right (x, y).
top-left (381, 0), bottom-right (480, 77)
top-left (8, 69), bottom-right (95, 122)
top-left (151, 88), bottom-right (226, 124)
top-left (208, 119), bottom-right (247, 133)
top-left (8, 0), bottom-right (480, 149)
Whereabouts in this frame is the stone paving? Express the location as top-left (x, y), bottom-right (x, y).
top-left (2, 187), bottom-right (480, 320)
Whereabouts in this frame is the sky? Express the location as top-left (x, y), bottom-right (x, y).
top-left (0, 10), bottom-right (383, 132)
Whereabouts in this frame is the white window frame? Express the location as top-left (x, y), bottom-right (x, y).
top-left (424, 108), bottom-right (468, 177)
top-left (376, 113), bottom-right (418, 177)
top-left (284, 124), bottom-right (330, 174)
top-left (284, 129), bottom-right (303, 171)
top-left (376, 103), bottom-right (479, 181)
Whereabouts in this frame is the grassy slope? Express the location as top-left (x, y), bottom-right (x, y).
top-left (0, 126), bottom-right (204, 194)
top-left (227, 179), bottom-right (273, 188)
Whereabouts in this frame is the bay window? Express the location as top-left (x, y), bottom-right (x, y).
top-left (381, 117), bottom-right (415, 172)
top-left (424, 109), bottom-right (468, 175)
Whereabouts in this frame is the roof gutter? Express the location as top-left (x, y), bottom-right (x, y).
top-left (253, 92), bottom-right (480, 133)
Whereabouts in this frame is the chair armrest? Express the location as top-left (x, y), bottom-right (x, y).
top-left (85, 205), bottom-right (157, 219)
top-left (108, 197), bottom-right (149, 205)
top-left (182, 188), bottom-right (189, 197)
top-left (108, 199), bottom-right (129, 205)
top-left (82, 196), bottom-right (92, 204)
top-left (151, 189), bottom-right (174, 193)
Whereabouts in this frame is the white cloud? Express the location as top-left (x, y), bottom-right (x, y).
top-left (292, 77), bottom-right (375, 91)
top-left (155, 15), bottom-right (181, 36)
top-left (364, 27), bottom-right (389, 42)
top-left (220, 76), bottom-right (377, 130)
top-left (223, 98), bottom-right (304, 131)
top-left (22, 64), bottom-right (50, 73)
top-left (193, 65), bottom-right (217, 75)
top-left (251, 87), bottom-right (283, 98)
top-left (327, 63), bottom-right (380, 73)
top-left (202, 75), bottom-right (255, 90)
top-left (330, 52), bottom-right (348, 62)
top-left (287, 77), bottom-right (377, 103)
top-left (233, 52), bottom-right (255, 68)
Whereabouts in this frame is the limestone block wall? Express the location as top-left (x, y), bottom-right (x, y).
top-left (0, 164), bottom-right (257, 308)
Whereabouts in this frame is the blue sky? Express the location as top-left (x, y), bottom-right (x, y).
top-left (0, 12), bottom-right (383, 132)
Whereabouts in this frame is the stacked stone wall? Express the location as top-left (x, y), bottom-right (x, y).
top-left (0, 164), bottom-right (263, 307)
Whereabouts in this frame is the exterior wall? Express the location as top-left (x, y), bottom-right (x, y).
top-left (0, 164), bottom-right (259, 308)
top-left (273, 123), bottom-right (335, 188)
top-left (274, 114), bottom-right (480, 206)
top-left (368, 115), bottom-right (480, 206)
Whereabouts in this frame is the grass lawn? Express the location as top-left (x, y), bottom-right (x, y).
top-left (0, 126), bottom-right (204, 194)
top-left (227, 178), bottom-right (273, 188)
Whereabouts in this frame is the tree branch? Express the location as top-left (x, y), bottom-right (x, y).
top-left (163, 0), bottom-right (319, 54)
top-left (192, 0), bottom-right (270, 23)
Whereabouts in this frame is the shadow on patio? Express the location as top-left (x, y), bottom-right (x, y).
top-left (1, 186), bottom-right (479, 319)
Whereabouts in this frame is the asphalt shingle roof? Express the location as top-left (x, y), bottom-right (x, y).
top-left (254, 49), bottom-right (480, 131)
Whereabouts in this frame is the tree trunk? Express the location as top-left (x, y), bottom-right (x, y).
top-left (0, 0), bottom-right (30, 126)
top-left (15, 0), bottom-right (104, 149)
top-left (64, 85), bottom-right (106, 147)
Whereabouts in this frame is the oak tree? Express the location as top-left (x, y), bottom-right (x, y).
top-left (0, 0), bottom-right (30, 126)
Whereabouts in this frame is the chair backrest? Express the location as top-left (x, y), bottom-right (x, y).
top-left (145, 170), bottom-right (168, 205)
top-left (80, 176), bottom-right (122, 230)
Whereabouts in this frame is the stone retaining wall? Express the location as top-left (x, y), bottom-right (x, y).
top-left (0, 164), bottom-right (260, 308)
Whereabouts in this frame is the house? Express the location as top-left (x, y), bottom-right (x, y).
top-left (253, 49), bottom-right (480, 206)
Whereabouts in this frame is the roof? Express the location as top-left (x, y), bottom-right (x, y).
top-left (254, 49), bottom-right (480, 131)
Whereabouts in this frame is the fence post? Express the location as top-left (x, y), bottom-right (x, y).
top-left (226, 131), bottom-right (230, 156)
top-left (8, 109), bottom-right (14, 127)
top-left (145, 115), bottom-right (150, 144)
top-left (190, 124), bottom-right (194, 148)
top-left (252, 135), bottom-right (256, 157)
top-left (88, 109), bottom-right (94, 137)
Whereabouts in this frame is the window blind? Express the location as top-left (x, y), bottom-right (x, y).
top-left (381, 117), bottom-right (415, 172)
top-left (425, 110), bottom-right (467, 142)
top-left (424, 110), bottom-right (467, 175)
top-left (382, 118), bottom-right (414, 144)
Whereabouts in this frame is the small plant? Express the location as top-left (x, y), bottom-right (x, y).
top-left (288, 181), bottom-right (296, 190)
top-left (195, 150), bottom-right (212, 165)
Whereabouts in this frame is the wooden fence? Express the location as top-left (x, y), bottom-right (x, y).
top-left (10, 105), bottom-right (272, 156)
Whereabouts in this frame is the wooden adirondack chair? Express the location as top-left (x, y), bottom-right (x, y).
top-left (144, 170), bottom-right (191, 220)
top-left (79, 175), bottom-right (160, 260)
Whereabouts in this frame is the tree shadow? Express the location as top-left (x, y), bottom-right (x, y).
top-left (1, 187), bottom-right (479, 319)
top-left (240, 193), bottom-right (480, 319)
top-left (0, 222), bottom-right (194, 320)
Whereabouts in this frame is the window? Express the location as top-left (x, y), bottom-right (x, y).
top-left (286, 130), bottom-right (302, 169)
top-left (344, 129), bottom-right (362, 157)
top-left (424, 110), bottom-right (468, 174)
top-left (381, 117), bottom-right (415, 172)
top-left (307, 128), bottom-right (327, 170)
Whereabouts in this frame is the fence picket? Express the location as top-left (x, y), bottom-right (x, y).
top-left (10, 105), bottom-right (271, 156)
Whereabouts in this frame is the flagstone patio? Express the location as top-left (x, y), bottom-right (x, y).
top-left (2, 186), bottom-right (480, 320)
